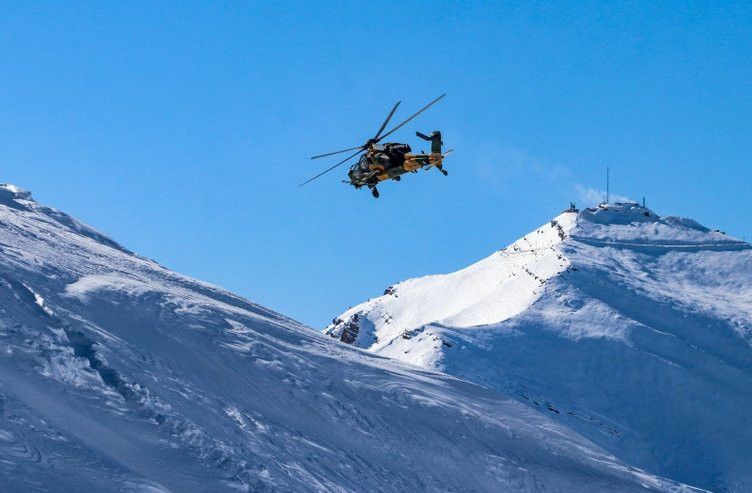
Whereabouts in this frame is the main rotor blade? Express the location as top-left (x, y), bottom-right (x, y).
top-left (377, 93), bottom-right (446, 141)
top-left (299, 149), bottom-right (363, 187)
top-left (311, 145), bottom-right (363, 160)
top-left (374, 101), bottom-right (401, 140)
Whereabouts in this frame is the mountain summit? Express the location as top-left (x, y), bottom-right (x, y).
top-left (326, 202), bottom-right (752, 493)
top-left (0, 185), bottom-right (708, 492)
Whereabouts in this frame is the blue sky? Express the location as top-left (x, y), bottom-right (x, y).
top-left (2, 1), bottom-right (750, 328)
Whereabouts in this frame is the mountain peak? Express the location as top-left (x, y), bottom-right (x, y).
top-left (325, 203), bottom-right (752, 492)
top-left (326, 203), bottom-right (749, 352)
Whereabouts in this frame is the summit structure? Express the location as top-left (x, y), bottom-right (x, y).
top-left (327, 202), bottom-right (752, 493)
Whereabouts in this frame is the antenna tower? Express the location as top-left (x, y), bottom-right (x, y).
top-left (606, 166), bottom-right (610, 204)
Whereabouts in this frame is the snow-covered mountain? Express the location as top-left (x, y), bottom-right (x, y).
top-left (0, 184), bottom-right (709, 492)
top-left (326, 202), bottom-right (752, 493)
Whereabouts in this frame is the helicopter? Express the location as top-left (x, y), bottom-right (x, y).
top-left (300, 94), bottom-right (451, 198)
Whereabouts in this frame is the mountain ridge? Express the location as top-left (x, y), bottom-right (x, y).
top-left (0, 184), bottom-right (708, 492)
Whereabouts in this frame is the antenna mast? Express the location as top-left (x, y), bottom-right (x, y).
top-left (606, 166), bottom-right (610, 204)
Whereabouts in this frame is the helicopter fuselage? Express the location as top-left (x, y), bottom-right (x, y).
top-left (347, 150), bottom-right (446, 187)
top-left (347, 139), bottom-right (448, 189)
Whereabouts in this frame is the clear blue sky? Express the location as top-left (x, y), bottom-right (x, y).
top-left (2, 1), bottom-right (750, 328)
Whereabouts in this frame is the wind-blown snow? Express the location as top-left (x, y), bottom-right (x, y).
top-left (327, 202), bottom-right (752, 493)
top-left (0, 185), bottom-right (704, 492)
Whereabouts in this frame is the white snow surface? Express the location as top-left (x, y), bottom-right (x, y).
top-left (326, 202), bottom-right (752, 493)
top-left (0, 185), bottom-right (705, 492)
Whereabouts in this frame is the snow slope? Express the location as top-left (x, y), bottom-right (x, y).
top-left (326, 202), bottom-right (752, 493)
top-left (0, 184), bottom-right (706, 492)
